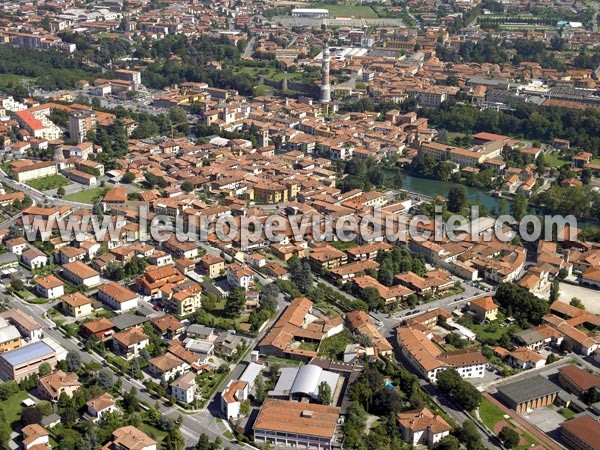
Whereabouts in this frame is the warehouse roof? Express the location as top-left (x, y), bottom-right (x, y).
top-left (497, 375), bottom-right (560, 404)
top-left (0, 341), bottom-right (55, 366)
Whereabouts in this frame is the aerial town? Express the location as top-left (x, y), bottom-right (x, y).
top-left (1, 0), bottom-right (600, 450)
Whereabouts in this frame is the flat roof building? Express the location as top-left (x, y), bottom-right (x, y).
top-left (0, 341), bottom-right (57, 381)
top-left (496, 375), bottom-right (560, 413)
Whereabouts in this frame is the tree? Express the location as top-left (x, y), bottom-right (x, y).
top-left (498, 426), bottom-right (520, 449)
top-left (570, 297), bottom-right (585, 310)
top-left (494, 283), bottom-right (549, 326)
top-left (7, 225), bottom-right (23, 239)
top-left (181, 181), bottom-right (194, 193)
top-left (57, 186), bottom-right (66, 197)
top-left (457, 420), bottom-right (482, 448)
top-left (66, 350), bottom-right (83, 372)
top-left (98, 368), bottom-right (114, 389)
top-left (259, 283), bottom-right (279, 313)
top-left (38, 362), bottom-right (52, 377)
top-left (511, 193), bottom-right (528, 222)
top-left (93, 202), bottom-right (104, 219)
top-left (432, 435), bottom-right (461, 450)
top-left (36, 401), bottom-right (52, 417)
top-left (21, 406), bottom-right (42, 425)
top-left (123, 387), bottom-right (140, 413)
top-left (10, 279), bottom-right (23, 292)
top-left (288, 258), bottom-right (313, 293)
top-left (0, 408), bottom-right (10, 447)
top-left (122, 172), bottom-right (136, 183)
top-left (195, 434), bottom-right (211, 450)
top-left (436, 369), bottom-right (481, 410)
top-left (318, 381), bottom-right (332, 405)
top-left (549, 279), bottom-right (560, 302)
top-left (255, 375), bottom-right (266, 404)
top-left (558, 268), bottom-right (568, 280)
top-left (447, 185), bottom-right (467, 213)
top-left (360, 287), bottom-right (382, 311)
top-left (225, 287), bottom-right (246, 318)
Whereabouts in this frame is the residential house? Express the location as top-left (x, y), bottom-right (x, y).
top-left (221, 380), bottom-right (249, 420)
top-left (61, 261), bottom-right (101, 288)
top-left (61, 292), bottom-right (93, 318)
top-left (85, 393), bottom-right (118, 423)
top-left (506, 347), bottom-right (546, 370)
top-left (151, 314), bottom-right (186, 339)
top-left (22, 247), bottom-right (48, 269)
top-left (37, 370), bottom-right (80, 402)
top-left (199, 254), bottom-right (225, 278)
top-left (35, 275), bottom-right (65, 300)
top-left (82, 318), bottom-right (115, 342)
top-left (105, 426), bottom-right (156, 450)
top-left (148, 353), bottom-right (188, 380)
top-left (468, 296), bottom-right (499, 322)
top-left (227, 263), bottom-right (254, 291)
top-left (170, 372), bottom-right (198, 404)
top-left (98, 282), bottom-right (139, 312)
top-left (397, 407), bottom-right (452, 448)
top-left (21, 424), bottom-right (50, 450)
top-left (0, 320), bottom-right (21, 353)
top-left (112, 328), bottom-right (149, 360)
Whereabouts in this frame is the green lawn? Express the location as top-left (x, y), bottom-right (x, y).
top-left (318, 328), bottom-right (354, 359)
top-left (0, 74), bottom-right (34, 90)
top-left (330, 240), bottom-right (358, 251)
top-left (26, 175), bottom-right (71, 191)
top-left (543, 152), bottom-right (570, 168)
top-left (479, 398), bottom-right (541, 450)
top-left (457, 313), bottom-right (520, 346)
top-left (63, 186), bottom-right (109, 204)
top-left (479, 397), bottom-right (506, 430)
top-left (267, 355), bottom-right (304, 366)
top-left (232, 66), bottom-right (318, 83)
top-left (139, 422), bottom-right (168, 449)
top-left (559, 407), bottom-right (575, 420)
top-left (309, 3), bottom-right (379, 17)
top-left (0, 391), bottom-right (30, 428)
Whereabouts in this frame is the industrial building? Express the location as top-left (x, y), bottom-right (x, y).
top-left (496, 375), bottom-right (560, 413)
top-left (0, 341), bottom-right (57, 381)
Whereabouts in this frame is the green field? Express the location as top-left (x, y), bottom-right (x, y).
top-left (26, 174), bottom-right (71, 191)
top-left (63, 186), bottom-right (109, 204)
top-left (0, 73), bottom-right (34, 90)
top-left (309, 3), bottom-right (379, 17)
top-left (232, 66), bottom-right (318, 82)
top-left (0, 391), bottom-right (30, 428)
top-left (479, 398), bottom-right (540, 450)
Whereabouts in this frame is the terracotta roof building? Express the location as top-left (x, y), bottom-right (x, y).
top-left (397, 407), bottom-right (451, 448)
top-left (561, 415), bottom-right (600, 450)
top-left (253, 399), bottom-right (341, 450)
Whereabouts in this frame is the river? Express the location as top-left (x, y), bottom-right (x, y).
top-left (399, 172), bottom-right (598, 229)
top-left (400, 172), bottom-right (502, 212)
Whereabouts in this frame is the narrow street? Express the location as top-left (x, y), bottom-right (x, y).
top-left (3, 294), bottom-right (241, 449)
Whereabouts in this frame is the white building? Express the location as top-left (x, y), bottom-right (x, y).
top-left (397, 408), bottom-right (452, 448)
top-left (97, 282), bottom-right (139, 312)
top-left (221, 380), bottom-right (249, 420)
top-left (170, 372), bottom-right (197, 404)
top-left (35, 275), bottom-right (65, 300)
top-left (86, 393), bottom-right (118, 423)
top-left (227, 263), bottom-right (254, 291)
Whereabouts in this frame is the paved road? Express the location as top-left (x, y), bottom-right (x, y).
top-left (3, 294), bottom-right (242, 449)
top-left (243, 37), bottom-right (256, 58)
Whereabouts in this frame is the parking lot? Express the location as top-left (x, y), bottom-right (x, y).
top-left (522, 406), bottom-right (565, 433)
